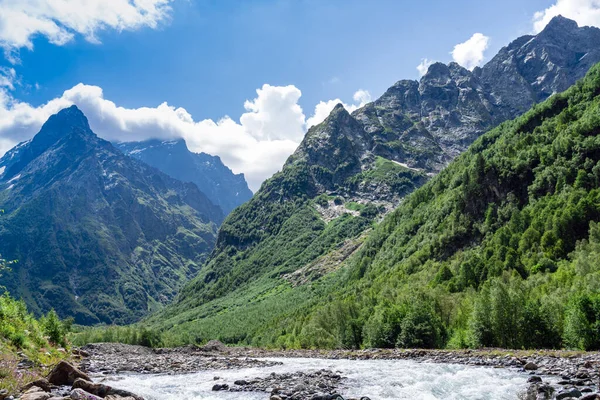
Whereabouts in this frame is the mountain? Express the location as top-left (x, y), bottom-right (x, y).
top-left (145, 17), bottom-right (600, 347)
top-left (116, 139), bottom-right (252, 215)
top-left (272, 60), bottom-right (600, 350)
top-left (0, 106), bottom-right (224, 325)
top-left (155, 61), bottom-right (600, 350)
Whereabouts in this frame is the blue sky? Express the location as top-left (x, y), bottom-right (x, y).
top-left (0, 0), bottom-right (596, 190)
top-left (5, 0), bottom-right (550, 119)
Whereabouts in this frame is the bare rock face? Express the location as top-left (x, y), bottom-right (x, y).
top-left (47, 361), bottom-right (91, 386)
top-left (283, 17), bottom-right (600, 209)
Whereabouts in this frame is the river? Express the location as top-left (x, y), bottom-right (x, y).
top-left (102, 357), bottom-right (529, 399)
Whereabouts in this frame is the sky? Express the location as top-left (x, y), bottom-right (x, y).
top-left (0, 0), bottom-right (599, 191)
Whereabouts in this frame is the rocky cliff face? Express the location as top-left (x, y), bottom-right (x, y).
top-left (282, 17), bottom-right (600, 209)
top-left (0, 106), bottom-right (223, 324)
top-left (324, 16), bottom-right (600, 181)
top-left (117, 139), bottom-right (252, 215)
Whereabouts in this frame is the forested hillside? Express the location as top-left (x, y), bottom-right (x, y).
top-left (149, 62), bottom-right (600, 351)
top-left (275, 61), bottom-right (600, 350)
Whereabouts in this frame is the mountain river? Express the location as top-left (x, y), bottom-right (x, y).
top-left (102, 357), bottom-right (531, 399)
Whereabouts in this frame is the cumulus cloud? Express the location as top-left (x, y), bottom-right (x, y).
top-left (533, 0), bottom-right (600, 32)
top-left (0, 84), bottom-right (371, 191)
top-left (416, 58), bottom-right (435, 77)
top-left (0, 0), bottom-right (173, 61)
top-left (305, 89), bottom-right (371, 129)
top-left (451, 33), bottom-right (490, 71)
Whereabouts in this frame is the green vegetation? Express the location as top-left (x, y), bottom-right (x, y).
top-left (135, 62), bottom-right (600, 351)
top-left (272, 62), bottom-right (600, 350)
top-left (0, 257), bottom-right (71, 394)
top-left (80, 63), bottom-right (600, 352)
top-left (347, 156), bottom-right (426, 195)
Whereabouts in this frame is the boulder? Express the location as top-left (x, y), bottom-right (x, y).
top-left (20, 387), bottom-right (51, 400)
top-left (212, 384), bottom-right (229, 391)
top-left (524, 362), bottom-right (539, 371)
top-left (47, 362), bottom-right (91, 386)
top-left (72, 379), bottom-right (143, 400)
top-left (581, 394), bottom-right (600, 400)
top-left (201, 340), bottom-right (226, 352)
top-left (23, 379), bottom-right (53, 392)
top-left (0, 389), bottom-right (8, 400)
top-left (69, 389), bottom-right (102, 400)
top-left (556, 388), bottom-right (583, 399)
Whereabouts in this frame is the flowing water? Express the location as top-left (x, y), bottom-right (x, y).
top-left (102, 357), bottom-right (528, 400)
top-left (107, 358), bottom-right (526, 400)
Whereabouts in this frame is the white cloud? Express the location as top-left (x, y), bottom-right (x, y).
top-left (0, 0), bottom-right (173, 62)
top-left (0, 84), bottom-right (370, 191)
top-left (451, 33), bottom-right (490, 71)
top-left (533, 0), bottom-right (600, 32)
top-left (0, 67), bottom-right (16, 89)
top-left (416, 58), bottom-right (435, 77)
top-left (305, 89), bottom-right (371, 129)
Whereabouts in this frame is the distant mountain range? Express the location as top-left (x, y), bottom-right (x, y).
top-left (148, 16), bottom-right (600, 346)
top-left (117, 139), bottom-right (252, 215)
top-left (0, 106), bottom-right (223, 324)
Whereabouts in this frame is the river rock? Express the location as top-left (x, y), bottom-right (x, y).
top-left (23, 379), bottom-right (53, 393)
top-left (212, 384), bottom-right (229, 391)
top-left (556, 388), bottom-right (583, 399)
top-left (48, 362), bottom-right (91, 386)
top-left (201, 340), bottom-right (227, 352)
top-left (69, 389), bottom-right (102, 400)
top-left (524, 362), bottom-right (539, 371)
top-left (72, 379), bottom-right (143, 400)
top-left (581, 394), bottom-right (600, 400)
top-left (20, 387), bottom-right (51, 400)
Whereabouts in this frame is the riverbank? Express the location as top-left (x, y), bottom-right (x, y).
top-left (77, 342), bottom-right (600, 399)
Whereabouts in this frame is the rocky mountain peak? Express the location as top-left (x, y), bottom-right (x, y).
top-left (38, 105), bottom-right (92, 139)
top-left (0, 105), bottom-right (97, 181)
top-left (0, 107), bottom-right (223, 324)
top-left (541, 14), bottom-right (579, 35)
top-left (422, 62), bottom-right (451, 82)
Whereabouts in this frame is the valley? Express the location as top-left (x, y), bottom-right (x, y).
top-left (2, 3), bottom-right (600, 400)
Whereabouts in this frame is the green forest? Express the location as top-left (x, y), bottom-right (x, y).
top-left (102, 61), bottom-right (600, 352)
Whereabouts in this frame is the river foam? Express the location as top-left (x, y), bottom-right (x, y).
top-left (102, 357), bottom-right (528, 399)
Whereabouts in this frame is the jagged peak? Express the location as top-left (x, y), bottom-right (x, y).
top-left (540, 15), bottom-right (579, 34)
top-left (34, 104), bottom-right (94, 145)
top-left (47, 105), bottom-right (91, 131)
top-left (423, 62), bottom-right (450, 77)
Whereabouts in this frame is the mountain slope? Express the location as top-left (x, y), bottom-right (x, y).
top-left (283, 60), bottom-right (600, 350)
top-left (156, 61), bottom-right (600, 350)
top-left (117, 139), bottom-right (252, 215)
top-left (0, 106), bottom-right (223, 325)
top-left (146, 17), bottom-right (600, 345)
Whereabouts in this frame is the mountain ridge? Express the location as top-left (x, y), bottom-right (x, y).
top-left (117, 138), bottom-right (253, 215)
